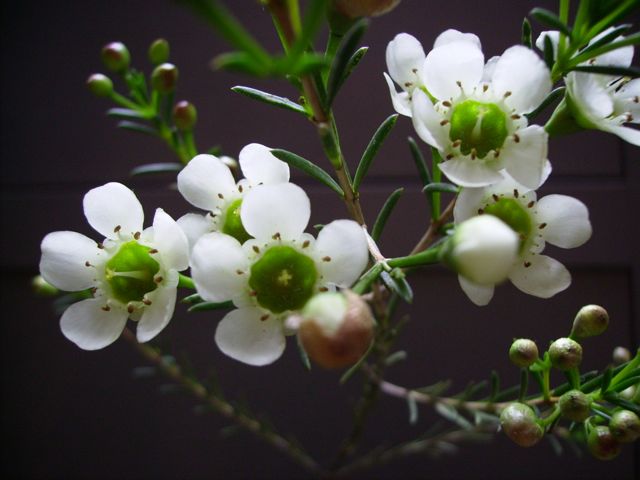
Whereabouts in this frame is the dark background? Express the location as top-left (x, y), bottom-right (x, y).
top-left (1, 1), bottom-right (639, 479)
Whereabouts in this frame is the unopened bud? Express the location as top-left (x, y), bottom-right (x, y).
top-left (220, 155), bottom-right (238, 171)
top-left (148, 38), bottom-right (170, 65)
top-left (558, 390), bottom-right (592, 422)
top-left (509, 339), bottom-right (539, 368)
top-left (297, 291), bottom-right (374, 369)
top-left (333, 0), bottom-right (401, 18)
top-left (612, 346), bottom-right (631, 365)
top-left (86, 73), bottom-right (113, 97)
top-left (588, 426), bottom-right (621, 460)
top-left (609, 410), bottom-right (640, 443)
top-left (101, 42), bottom-right (131, 72)
top-left (32, 275), bottom-right (59, 296)
top-left (152, 63), bottom-right (178, 93)
top-left (549, 337), bottom-right (583, 371)
top-left (173, 101), bottom-right (197, 130)
top-left (571, 304), bottom-right (609, 338)
top-left (500, 403), bottom-right (544, 447)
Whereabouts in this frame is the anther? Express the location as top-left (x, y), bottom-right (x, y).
top-left (440, 119), bottom-right (449, 126)
top-left (442, 100), bottom-right (452, 107)
top-left (527, 200), bottom-right (535, 208)
top-left (319, 287), bottom-right (328, 292)
top-left (446, 154), bottom-right (454, 160)
top-left (154, 275), bottom-right (164, 283)
top-left (217, 193), bottom-right (224, 199)
top-left (302, 240), bottom-right (310, 248)
top-left (513, 133), bottom-right (520, 143)
top-left (143, 298), bottom-right (152, 306)
top-left (90, 287), bottom-right (97, 295)
top-left (514, 189), bottom-right (519, 198)
top-left (470, 148), bottom-right (477, 160)
top-left (412, 68), bottom-right (418, 74)
top-left (260, 314), bottom-right (269, 321)
top-left (272, 232), bottom-right (281, 240)
top-left (492, 194), bottom-right (499, 202)
top-left (252, 245), bottom-right (260, 254)
top-left (524, 261), bottom-right (532, 268)
top-left (634, 96), bottom-right (639, 103)
top-left (539, 223), bottom-right (547, 229)
top-left (101, 305), bottom-right (111, 312)
top-left (238, 185), bottom-right (243, 192)
top-left (236, 269), bottom-right (244, 275)
top-left (494, 150), bottom-right (500, 158)
top-left (127, 304), bottom-right (135, 314)
top-left (114, 225), bottom-right (121, 233)
top-left (149, 249), bottom-right (158, 254)
top-left (504, 91), bottom-right (512, 98)
top-left (456, 80), bottom-right (462, 88)
top-left (452, 140), bottom-right (462, 148)
top-left (97, 243), bottom-right (105, 249)
top-left (134, 231), bottom-right (141, 240)
top-left (322, 256), bottom-right (331, 262)
top-left (511, 114), bottom-right (521, 119)
top-left (404, 82), bottom-right (412, 88)
top-left (249, 290), bottom-right (257, 297)
top-left (477, 208), bottom-right (484, 214)
top-left (85, 261), bottom-right (92, 267)
top-left (483, 84), bottom-right (489, 92)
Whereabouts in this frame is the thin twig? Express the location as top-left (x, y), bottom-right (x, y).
top-left (410, 197), bottom-right (456, 255)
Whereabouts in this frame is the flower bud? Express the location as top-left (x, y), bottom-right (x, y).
top-left (588, 425), bottom-right (621, 460)
top-left (148, 38), bottom-right (170, 65)
top-left (440, 215), bottom-right (519, 285)
top-left (101, 42), bottom-right (131, 72)
top-left (571, 304), bottom-right (609, 338)
top-left (549, 337), bottom-right (583, 371)
top-left (558, 390), bottom-right (592, 422)
top-left (332, 0), bottom-right (401, 18)
top-left (499, 403), bottom-right (544, 447)
top-left (609, 410), bottom-right (640, 443)
top-left (509, 339), bottom-right (539, 368)
top-left (297, 291), bottom-right (374, 369)
top-left (173, 101), bottom-right (197, 131)
top-left (612, 346), bottom-right (631, 365)
top-left (86, 73), bottom-right (113, 97)
top-left (31, 275), bottom-right (59, 296)
top-left (152, 63), bottom-right (178, 94)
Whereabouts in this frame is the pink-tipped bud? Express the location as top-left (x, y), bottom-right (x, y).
top-left (86, 73), bottom-right (113, 97)
top-left (173, 101), bottom-right (197, 130)
top-left (101, 42), bottom-right (130, 72)
top-left (509, 339), bottom-right (539, 368)
top-left (549, 337), bottom-right (582, 371)
top-left (500, 403), bottom-right (544, 447)
top-left (152, 63), bottom-right (178, 94)
top-left (588, 426), bottom-right (621, 460)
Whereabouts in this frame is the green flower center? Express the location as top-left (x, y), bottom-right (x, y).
top-left (249, 246), bottom-right (318, 314)
top-left (449, 100), bottom-right (508, 158)
top-left (222, 198), bottom-right (251, 244)
top-left (483, 198), bottom-right (532, 254)
top-left (105, 241), bottom-right (160, 304)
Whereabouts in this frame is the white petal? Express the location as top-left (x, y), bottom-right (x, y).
top-left (439, 157), bottom-right (503, 188)
top-left (241, 183), bottom-right (310, 241)
top-left (40, 231), bottom-right (100, 291)
top-left (509, 255), bottom-right (571, 298)
top-left (535, 31), bottom-right (559, 58)
top-left (502, 125), bottom-right (548, 189)
top-left (191, 232), bottom-right (249, 303)
top-left (177, 212), bottom-right (213, 253)
top-left (482, 56), bottom-right (500, 83)
top-left (215, 307), bottom-right (286, 366)
top-left (136, 286), bottom-right (177, 342)
top-left (386, 33), bottom-right (425, 91)
top-left (315, 220), bottom-right (369, 287)
top-left (567, 72), bottom-right (614, 123)
top-left (83, 182), bottom-right (144, 239)
top-left (423, 41), bottom-right (484, 101)
top-left (411, 89), bottom-right (446, 149)
top-left (453, 187), bottom-right (486, 223)
top-left (239, 143), bottom-right (290, 186)
top-left (177, 154), bottom-right (236, 211)
top-left (604, 124), bottom-right (640, 146)
top-left (492, 46), bottom-right (552, 113)
top-left (384, 72), bottom-right (412, 117)
top-left (536, 195), bottom-right (592, 248)
top-left (434, 29), bottom-right (481, 50)
top-left (60, 298), bottom-right (128, 350)
top-left (590, 28), bottom-right (634, 68)
top-left (458, 275), bottom-right (494, 306)
top-left (151, 208), bottom-right (189, 271)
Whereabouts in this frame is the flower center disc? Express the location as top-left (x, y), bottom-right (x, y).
top-left (105, 241), bottom-right (160, 304)
top-left (483, 198), bottom-right (532, 253)
top-left (222, 198), bottom-right (251, 244)
top-left (249, 245), bottom-right (317, 314)
top-left (449, 100), bottom-right (508, 158)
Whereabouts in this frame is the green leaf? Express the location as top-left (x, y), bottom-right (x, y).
top-left (296, 335), bottom-right (312, 371)
top-left (570, 32), bottom-right (640, 68)
top-left (525, 87), bottom-right (565, 121)
top-left (529, 7), bottom-right (572, 37)
top-left (270, 148), bottom-right (344, 196)
top-left (326, 18), bottom-right (369, 106)
top-left (342, 46), bottom-right (368, 85)
top-left (543, 33), bottom-right (555, 70)
top-left (384, 350), bottom-right (407, 366)
top-left (489, 370), bottom-right (500, 402)
top-left (571, 65), bottom-right (640, 78)
top-left (522, 17), bottom-right (533, 48)
top-left (414, 380), bottom-right (452, 397)
top-left (435, 403), bottom-right (473, 430)
top-left (579, 24), bottom-right (632, 56)
top-left (213, 51), bottom-right (269, 76)
top-left (117, 120), bottom-right (158, 137)
top-left (457, 380), bottom-right (488, 401)
top-left (407, 395), bottom-right (419, 425)
top-left (600, 366), bottom-right (613, 394)
top-left (380, 269), bottom-right (413, 304)
top-left (188, 300), bottom-right (234, 312)
top-left (107, 108), bottom-right (153, 121)
top-left (422, 182), bottom-right (459, 194)
top-left (353, 114), bottom-right (399, 191)
top-left (408, 136), bottom-right (432, 186)
top-left (130, 162), bottom-right (183, 177)
top-left (340, 341), bottom-right (374, 384)
top-left (283, 53), bottom-right (329, 76)
top-left (181, 293), bottom-right (204, 304)
top-left (231, 85), bottom-right (308, 116)
top-left (372, 188), bottom-right (404, 242)
top-left (287, 0), bottom-right (327, 61)
top-left (603, 393), bottom-right (640, 415)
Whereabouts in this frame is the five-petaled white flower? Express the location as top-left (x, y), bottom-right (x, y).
top-left (190, 182), bottom-right (369, 366)
top-left (39, 182), bottom-right (189, 350)
top-left (453, 174), bottom-right (592, 306)
top-left (177, 143), bottom-right (290, 249)
top-left (537, 28), bottom-right (640, 147)
top-left (401, 29), bottom-right (552, 189)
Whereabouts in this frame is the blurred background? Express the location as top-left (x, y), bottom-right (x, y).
top-left (1, 1), bottom-right (638, 478)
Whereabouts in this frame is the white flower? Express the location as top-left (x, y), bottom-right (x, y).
top-left (454, 175), bottom-right (592, 306)
top-left (384, 32), bottom-right (427, 116)
top-left (441, 215), bottom-right (520, 285)
top-left (408, 29), bottom-right (552, 189)
top-left (39, 182), bottom-right (189, 349)
top-left (190, 183), bottom-right (369, 366)
top-left (177, 143), bottom-right (290, 249)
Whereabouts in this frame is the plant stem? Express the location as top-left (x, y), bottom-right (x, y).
top-left (410, 197), bottom-right (456, 255)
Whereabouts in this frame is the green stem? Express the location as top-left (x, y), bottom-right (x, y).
top-left (542, 367), bottom-right (552, 402)
top-left (178, 274), bottom-right (195, 289)
top-left (109, 91), bottom-right (141, 111)
top-left (540, 405), bottom-right (562, 428)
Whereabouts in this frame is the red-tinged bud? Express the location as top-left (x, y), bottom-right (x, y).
top-left (173, 101), bottom-right (197, 131)
top-left (549, 337), bottom-right (583, 371)
top-left (588, 426), bottom-right (621, 460)
top-left (610, 410), bottom-right (640, 443)
top-left (509, 338), bottom-right (539, 368)
top-left (152, 63), bottom-right (178, 94)
top-left (500, 403), bottom-right (544, 447)
top-left (101, 42), bottom-right (130, 72)
top-left (86, 74), bottom-right (113, 97)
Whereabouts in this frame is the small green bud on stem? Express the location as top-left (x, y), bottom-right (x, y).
top-left (152, 63), bottom-right (179, 94)
top-left (101, 42), bottom-right (131, 73)
top-left (558, 390), bottom-right (592, 422)
top-left (549, 337), bottom-right (583, 371)
top-left (571, 304), bottom-right (609, 338)
top-left (500, 403), bottom-right (544, 447)
top-left (509, 338), bottom-right (539, 368)
top-left (148, 38), bottom-right (170, 65)
top-left (86, 73), bottom-right (113, 97)
top-left (612, 346), bottom-right (631, 365)
top-left (173, 101), bottom-right (197, 131)
top-left (609, 410), bottom-right (640, 443)
top-left (588, 426), bottom-right (622, 460)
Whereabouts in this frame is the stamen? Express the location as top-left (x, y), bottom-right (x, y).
top-left (302, 240), bottom-right (310, 248)
top-left (527, 201), bottom-right (535, 208)
top-left (143, 298), bottom-right (152, 306)
top-left (272, 232), bottom-right (281, 241)
top-left (470, 148), bottom-right (477, 160)
top-left (319, 287), bottom-right (328, 292)
top-left (446, 154), bottom-right (454, 160)
top-left (412, 68), bottom-right (418, 74)
top-left (85, 261), bottom-right (92, 267)
top-left (97, 243), bottom-right (105, 249)
top-left (440, 119), bottom-right (449, 126)
top-left (322, 256), bottom-right (331, 262)
top-left (101, 305), bottom-right (111, 312)
top-left (404, 82), bottom-right (412, 88)
top-left (238, 185), bottom-right (243, 192)
top-left (127, 304), bottom-right (135, 314)
top-left (217, 193), bottom-right (224, 199)
top-left (134, 232), bottom-right (141, 240)
top-left (539, 223), bottom-right (547, 229)
top-left (513, 133), bottom-right (520, 143)
top-left (492, 194), bottom-right (499, 202)
top-left (504, 91), bottom-right (512, 98)
top-left (513, 189), bottom-right (519, 198)
top-left (477, 208), bottom-right (484, 214)
top-left (154, 275), bottom-right (164, 284)
top-left (442, 101), bottom-right (452, 107)
top-left (524, 261), bottom-right (532, 268)
top-left (236, 269), bottom-right (244, 275)
top-left (260, 314), bottom-right (269, 321)
top-left (494, 149), bottom-right (500, 158)
top-left (452, 140), bottom-right (462, 148)
top-left (482, 84), bottom-right (489, 92)
top-left (114, 225), bottom-right (121, 233)
top-left (149, 249), bottom-right (158, 254)
top-left (252, 245), bottom-right (260, 254)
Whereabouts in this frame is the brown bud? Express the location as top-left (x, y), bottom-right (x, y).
top-left (509, 338), bottom-right (539, 368)
top-left (152, 63), bottom-right (178, 93)
top-left (571, 304), bottom-right (609, 338)
top-left (499, 403), bottom-right (544, 447)
top-left (588, 426), bottom-right (622, 460)
top-left (610, 410), bottom-right (640, 443)
top-left (549, 337), bottom-right (583, 371)
top-left (101, 42), bottom-right (130, 72)
top-left (173, 101), bottom-right (197, 130)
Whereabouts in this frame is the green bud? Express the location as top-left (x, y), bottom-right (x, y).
top-left (151, 63), bottom-right (178, 93)
top-left (86, 73), bottom-right (113, 97)
top-left (558, 390), bottom-right (592, 422)
top-left (32, 275), bottom-right (59, 296)
top-left (332, 0), bottom-right (401, 18)
top-left (101, 42), bottom-right (131, 73)
top-left (173, 101), bottom-right (197, 131)
top-left (609, 410), bottom-right (640, 443)
top-left (612, 346), bottom-right (631, 365)
top-left (571, 304), bottom-right (609, 338)
top-left (549, 337), bottom-right (583, 371)
top-left (148, 38), bottom-right (170, 65)
top-left (509, 338), bottom-right (539, 368)
top-left (588, 426), bottom-right (621, 460)
top-left (499, 403), bottom-right (544, 447)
